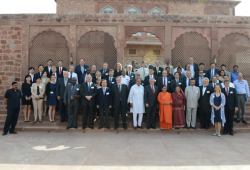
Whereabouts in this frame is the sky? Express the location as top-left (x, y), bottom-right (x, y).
top-left (0, 0), bottom-right (249, 16)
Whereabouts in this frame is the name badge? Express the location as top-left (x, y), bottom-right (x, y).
top-left (131, 76), bottom-right (134, 77)
top-left (203, 73), bottom-right (205, 75)
top-left (179, 83), bottom-right (181, 85)
top-left (207, 91), bottom-right (210, 93)
top-left (168, 81), bottom-right (170, 83)
top-left (105, 73), bottom-right (108, 75)
top-left (91, 87), bottom-right (94, 89)
top-left (84, 69), bottom-right (86, 71)
top-left (146, 72), bottom-right (148, 74)
top-left (159, 71), bottom-right (161, 73)
top-left (39, 86), bottom-right (41, 88)
top-left (230, 91), bottom-right (233, 94)
top-left (50, 92), bottom-right (53, 94)
top-left (106, 92), bottom-right (109, 95)
top-left (154, 80), bottom-right (156, 82)
top-left (76, 88), bottom-right (79, 90)
top-left (142, 83), bottom-right (144, 85)
top-left (196, 91), bottom-right (198, 93)
top-left (112, 82), bottom-right (114, 84)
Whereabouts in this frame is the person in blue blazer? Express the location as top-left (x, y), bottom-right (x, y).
top-left (34, 64), bottom-right (44, 79)
top-left (207, 63), bottom-right (220, 80)
top-left (74, 59), bottom-right (89, 83)
top-left (96, 80), bottom-right (112, 129)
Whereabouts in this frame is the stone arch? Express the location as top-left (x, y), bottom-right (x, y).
top-left (76, 31), bottom-right (117, 70)
top-left (218, 33), bottom-right (250, 82)
top-left (29, 30), bottom-right (69, 68)
top-left (124, 59), bottom-right (141, 68)
top-left (171, 32), bottom-right (211, 70)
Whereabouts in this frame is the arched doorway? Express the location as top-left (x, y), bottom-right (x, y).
top-left (76, 31), bottom-right (117, 70)
top-left (218, 33), bottom-right (250, 83)
top-left (29, 30), bottom-right (69, 68)
top-left (171, 32), bottom-right (211, 69)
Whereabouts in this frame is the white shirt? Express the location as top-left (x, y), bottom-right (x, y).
top-left (190, 63), bottom-right (194, 72)
top-left (210, 69), bottom-right (215, 79)
top-left (68, 72), bottom-right (78, 84)
top-left (202, 86), bottom-right (207, 96)
top-left (162, 76), bottom-right (168, 86)
top-left (48, 66), bottom-right (51, 73)
top-left (129, 85), bottom-right (145, 114)
top-left (29, 73), bottom-right (34, 82)
top-left (221, 82), bottom-right (235, 88)
top-left (186, 77), bottom-right (191, 87)
top-left (173, 67), bottom-right (184, 74)
top-left (120, 75), bottom-right (130, 87)
top-left (52, 72), bottom-right (57, 82)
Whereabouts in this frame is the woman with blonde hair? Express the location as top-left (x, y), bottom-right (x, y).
top-left (210, 85), bottom-right (226, 137)
top-left (114, 63), bottom-right (122, 77)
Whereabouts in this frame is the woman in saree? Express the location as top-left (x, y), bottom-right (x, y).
top-left (157, 85), bottom-right (173, 130)
top-left (172, 86), bottom-right (186, 129)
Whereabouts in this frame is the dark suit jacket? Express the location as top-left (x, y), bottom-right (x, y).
top-left (114, 70), bottom-right (122, 77)
top-left (195, 70), bottom-right (207, 78)
top-left (106, 77), bottom-right (116, 89)
top-left (144, 75), bottom-right (158, 87)
top-left (56, 67), bottom-right (67, 79)
top-left (171, 79), bottom-right (185, 93)
top-left (22, 83), bottom-right (32, 98)
top-left (144, 85), bottom-right (159, 107)
top-left (158, 77), bottom-right (171, 92)
top-left (182, 77), bottom-right (192, 92)
top-left (185, 63), bottom-right (199, 72)
top-left (209, 82), bottom-right (222, 89)
top-left (198, 85), bottom-right (214, 109)
top-left (207, 69), bottom-right (220, 80)
top-left (195, 76), bottom-right (204, 87)
top-left (24, 74), bottom-right (36, 84)
top-left (222, 87), bottom-right (238, 110)
top-left (44, 66), bottom-right (52, 78)
top-left (96, 87), bottom-right (112, 108)
top-left (112, 84), bottom-right (129, 107)
top-left (129, 79), bottom-right (144, 90)
top-left (153, 67), bottom-right (164, 77)
top-left (80, 73), bottom-right (94, 85)
top-left (167, 74), bottom-right (174, 81)
top-left (74, 64), bottom-right (89, 83)
top-left (100, 69), bottom-right (109, 79)
top-left (63, 84), bottom-right (81, 107)
top-left (80, 82), bottom-right (97, 106)
top-left (209, 80), bottom-right (222, 84)
top-left (126, 72), bottom-right (135, 79)
top-left (35, 72), bottom-right (43, 79)
top-left (56, 78), bottom-right (72, 99)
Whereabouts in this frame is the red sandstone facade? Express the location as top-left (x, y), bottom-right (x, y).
top-left (0, 0), bottom-right (249, 100)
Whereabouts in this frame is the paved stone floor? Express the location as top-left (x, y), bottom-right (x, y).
top-left (0, 132), bottom-right (250, 170)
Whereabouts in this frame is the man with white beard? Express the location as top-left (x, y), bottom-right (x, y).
top-left (129, 78), bottom-right (145, 129)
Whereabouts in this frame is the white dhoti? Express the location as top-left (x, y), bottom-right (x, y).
top-left (129, 84), bottom-right (145, 127)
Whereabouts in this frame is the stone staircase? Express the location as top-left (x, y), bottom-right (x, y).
top-left (0, 100), bottom-right (250, 134)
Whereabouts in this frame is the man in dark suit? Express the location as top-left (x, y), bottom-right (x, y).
top-left (222, 80), bottom-right (238, 135)
top-left (132, 61), bottom-right (138, 73)
top-left (24, 67), bottom-right (36, 84)
top-left (35, 64), bottom-right (44, 78)
top-left (195, 63), bottom-right (207, 78)
top-left (144, 78), bottom-right (159, 129)
top-left (44, 59), bottom-right (53, 78)
top-left (56, 71), bottom-right (72, 122)
top-left (126, 65), bottom-right (135, 79)
top-left (207, 63), bottom-right (220, 80)
top-left (153, 60), bottom-right (163, 77)
top-left (198, 77), bottom-right (214, 129)
top-left (56, 60), bottom-right (67, 79)
top-left (106, 69), bottom-right (116, 117)
top-left (129, 72), bottom-right (144, 90)
top-left (80, 68), bottom-right (93, 84)
top-left (112, 77), bottom-right (129, 129)
top-left (209, 76), bottom-right (222, 88)
top-left (74, 59), bottom-right (89, 83)
top-left (182, 71), bottom-right (192, 92)
top-left (64, 77), bottom-right (81, 129)
top-left (177, 67), bottom-right (186, 81)
top-left (171, 72), bottom-right (184, 93)
top-left (158, 70), bottom-right (171, 92)
top-left (100, 62), bottom-right (109, 79)
top-left (96, 79), bottom-right (112, 129)
top-left (80, 75), bottom-right (97, 129)
top-left (166, 67), bottom-right (174, 81)
top-left (144, 66), bottom-right (158, 87)
top-left (195, 70), bottom-right (205, 87)
top-left (185, 57), bottom-right (199, 72)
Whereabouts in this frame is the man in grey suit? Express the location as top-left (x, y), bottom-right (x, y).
top-left (144, 78), bottom-right (159, 129)
top-left (64, 77), bottom-right (81, 129)
top-left (185, 78), bottom-right (200, 129)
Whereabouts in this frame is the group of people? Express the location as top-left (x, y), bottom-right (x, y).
top-left (2, 57), bottom-right (249, 137)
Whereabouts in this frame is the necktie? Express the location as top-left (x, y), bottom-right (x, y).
top-left (86, 74), bottom-right (88, 82)
top-left (152, 86), bottom-right (155, 94)
top-left (60, 67), bottom-right (62, 75)
top-left (176, 80), bottom-right (178, 87)
top-left (143, 68), bottom-right (145, 76)
top-left (118, 85), bottom-right (121, 93)
top-left (88, 83), bottom-right (90, 92)
top-left (157, 67), bottom-right (158, 74)
top-left (226, 88), bottom-right (228, 96)
top-left (188, 79), bottom-right (190, 86)
top-left (129, 72), bottom-right (130, 76)
top-left (164, 77), bottom-right (166, 85)
top-left (71, 85), bottom-right (75, 96)
top-left (103, 70), bottom-right (105, 76)
top-left (40, 72), bottom-right (42, 77)
top-left (110, 78), bottom-right (112, 86)
top-left (70, 73), bottom-right (72, 79)
top-left (103, 88), bottom-right (105, 95)
top-left (81, 66), bottom-right (84, 73)
top-left (64, 79), bottom-right (67, 87)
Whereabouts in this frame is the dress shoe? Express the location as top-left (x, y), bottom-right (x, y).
top-left (60, 120), bottom-right (65, 123)
top-left (134, 127), bottom-right (137, 130)
top-left (229, 132), bottom-right (234, 136)
top-left (114, 127), bottom-right (118, 129)
top-left (90, 127), bottom-right (94, 129)
top-left (242, 120), bottom-right (248, 124)
top-left (123, 127), bottom-right (127, 130)
top-left (138, 126), bottom-right (143, 129)
top-left (222, 131), bottom-right (228, 135)
top-left (187, 127), bottom-right (190, 129)
top-left (98, 127), bottom-right (102, 129)
top-left (82, 127), bottom-right (86, 129)
top-left (73, 126), bottom-right (78, 129)
top-left (151, 126), bottom-right (156, 129)
top-left (66, 127), bottom-right (71, 129)
top-left (106, 127), bottom-right (111, 129)
top-left (205, 127), bottom-right (210, 129)
top-left (9, 131), bottom-right (17, 134)
top-left (236, 120), bottom-right (240, 123)
top-left (200, 127), bottom-right (205, 129)
top-left (191, 127), bottom-right (196, 130)
top-left (147, 127), bottom-right (150, 129)
top-left (2, 132), bottom-right (7, 136)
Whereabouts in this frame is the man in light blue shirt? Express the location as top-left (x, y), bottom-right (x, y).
top-left (233, 73), bottom-right (249, 124)
top-left (231, 65), bottom-right (239, 83)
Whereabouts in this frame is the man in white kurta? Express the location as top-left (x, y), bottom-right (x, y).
top-left (129, 78), bottom-right (145, 129)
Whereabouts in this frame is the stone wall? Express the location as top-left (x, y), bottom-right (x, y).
top-left (56, 0), bottom-right (95, 14)
top-left (0, 13), bottom-right (250, 99)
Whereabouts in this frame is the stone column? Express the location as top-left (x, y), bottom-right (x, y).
top-left (211, 27), bottom-right (219, 68)
top-left (117, 25), bottom-right (125, 64)
top-left (164, 25), bottom-right (172, 63)
top-left (69, 25), bottom-right (77, 66)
